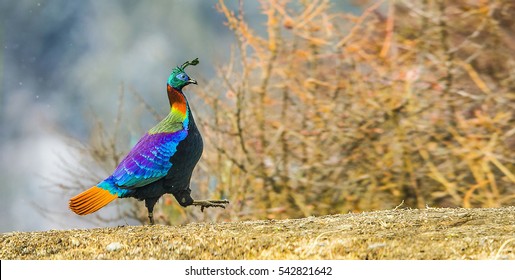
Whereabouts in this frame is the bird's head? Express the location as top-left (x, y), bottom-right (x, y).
top-left (167, 58), bottom-right (199, 90)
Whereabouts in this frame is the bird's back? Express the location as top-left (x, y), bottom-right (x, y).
top-left (165, 109), bottom-right (203, 189)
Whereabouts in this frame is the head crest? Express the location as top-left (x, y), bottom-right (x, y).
top-left (179, 58), bottom-right (199, 71)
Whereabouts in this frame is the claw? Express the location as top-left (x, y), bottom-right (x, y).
top-left (192, 199), bottom-right (230, 212)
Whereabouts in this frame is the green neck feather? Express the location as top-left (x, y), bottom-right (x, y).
top-left (148, 86), bottom-right (190, 134)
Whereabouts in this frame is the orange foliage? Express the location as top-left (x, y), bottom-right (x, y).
top-left (187, 0), bottom-right (515, 222)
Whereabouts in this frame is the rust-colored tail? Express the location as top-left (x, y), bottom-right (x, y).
top-left (69, 186), bottom-right (118, 215)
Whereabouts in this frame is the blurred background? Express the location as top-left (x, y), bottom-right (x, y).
top-left (0, 0), bottom-right (513, 232)
top-left (0, 0), bottom-right (240, 231)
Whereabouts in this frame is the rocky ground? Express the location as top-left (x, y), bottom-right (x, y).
top-left (1, 207), bottom-right (514, 260)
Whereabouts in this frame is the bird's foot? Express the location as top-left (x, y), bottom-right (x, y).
top-left (192, 199), bottom-right (230, 212)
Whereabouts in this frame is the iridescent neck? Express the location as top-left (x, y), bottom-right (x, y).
top-left (167, 84), bottom-right (188, 115)
top-left (147, 85), bottom-right (189, 135)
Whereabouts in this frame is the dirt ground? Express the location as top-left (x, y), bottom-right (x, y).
top-left (1, 207), bottom-right (514, 260)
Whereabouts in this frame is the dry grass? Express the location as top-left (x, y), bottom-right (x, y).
top-left (1, 207), bottom-right (514, 260)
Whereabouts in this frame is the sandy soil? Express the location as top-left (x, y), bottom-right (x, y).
top-left (1, 207), bottom-right (514, 260)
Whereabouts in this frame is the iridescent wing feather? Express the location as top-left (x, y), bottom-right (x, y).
top-left (111, 130), bottom-right (188, 189)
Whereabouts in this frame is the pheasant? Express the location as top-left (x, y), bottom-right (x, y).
top-left (69, 58), bottom-right (228, 224)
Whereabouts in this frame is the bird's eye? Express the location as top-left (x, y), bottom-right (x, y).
top-left (176, 73), bottom-right (188, 81)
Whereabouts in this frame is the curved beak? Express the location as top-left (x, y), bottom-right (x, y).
top-left (187, 78), bottom-right (198, 85)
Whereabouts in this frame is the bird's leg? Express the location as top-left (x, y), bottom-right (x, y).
top-left (148, 211), bottom-right (155, 225)
top-left (144, 197), bottom-right (159, 225)
top-left (192, 199), bottom-right (230, 212)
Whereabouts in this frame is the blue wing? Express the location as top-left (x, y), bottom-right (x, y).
top-left (110, 130), bottom-right (188, 189)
